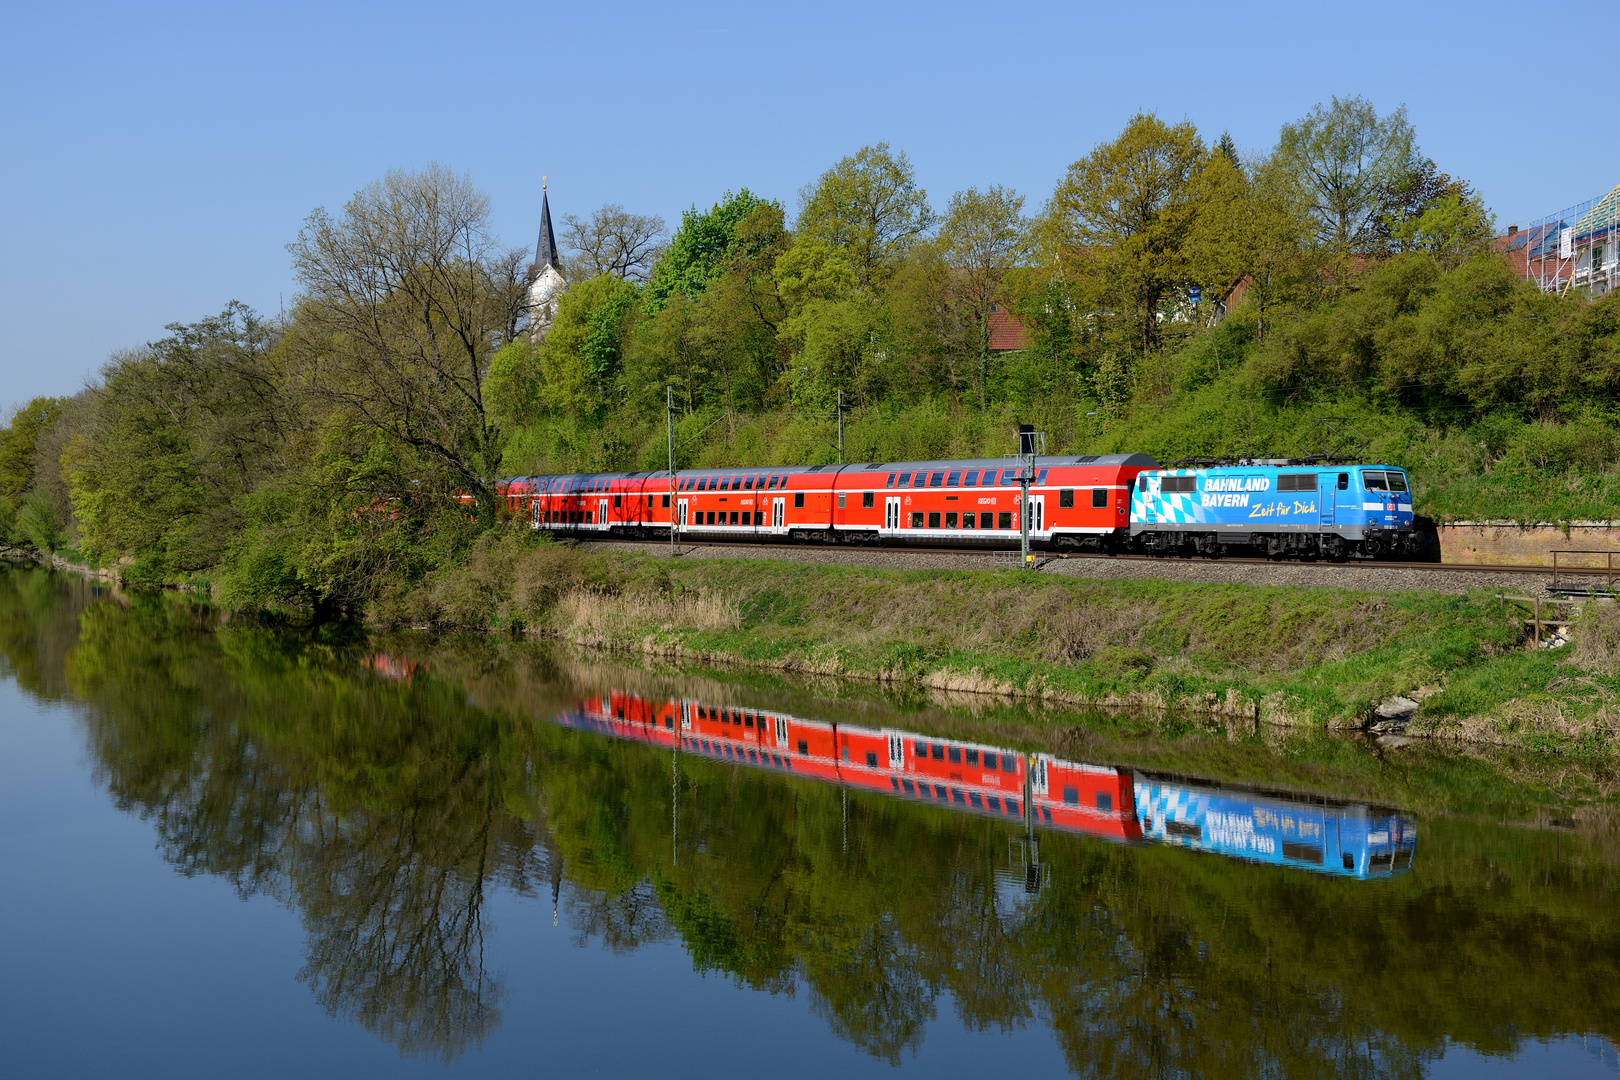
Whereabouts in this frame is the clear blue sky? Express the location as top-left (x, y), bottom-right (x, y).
top-left (3, 0), bottom-right (1614, 412)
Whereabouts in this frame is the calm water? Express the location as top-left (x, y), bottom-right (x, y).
top-left (3, 568), bottom-right (1620, 1078)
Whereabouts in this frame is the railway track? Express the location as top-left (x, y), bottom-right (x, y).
top-left (579, 534), bottom-right (1577, 578)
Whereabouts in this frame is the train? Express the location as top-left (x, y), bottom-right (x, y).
top-left (551, 688), bottom-right (1418, 880)
top-left (497, 453), bottom-right (1417, 560)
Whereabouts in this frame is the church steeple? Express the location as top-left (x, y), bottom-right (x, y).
top-left (533, 181), bottom-right (558, 271)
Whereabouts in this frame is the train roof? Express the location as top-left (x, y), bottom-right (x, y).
top-left (507, 454), bottom-right (1158, 486)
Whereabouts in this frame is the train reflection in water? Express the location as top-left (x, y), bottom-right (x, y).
top-left (555, 690), bottom-right (1416, 880)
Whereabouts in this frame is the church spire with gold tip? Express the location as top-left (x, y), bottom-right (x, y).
top-left (533, 177), bottom-right (558, 271)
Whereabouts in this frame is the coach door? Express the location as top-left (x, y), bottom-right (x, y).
top-left (885, 496), bottom-right (902, 531)
top-left (1318, 474), bottom-right (1336, 526)
top-left (597, 499), bottom-right (609, 530)
top-left (677, 499), bottom-right (688, 533)
top-left (772, 497), bottom-right (786, 533)
top-left (1026, 494), bottom-right (1046, 535)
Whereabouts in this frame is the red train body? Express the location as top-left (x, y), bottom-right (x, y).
top-left (559, 690), bottom-right (1145, 843)
top-left (497, 453), bottom-right (1157, 552)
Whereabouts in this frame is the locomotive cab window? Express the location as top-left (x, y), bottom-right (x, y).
top-left (1059, 489), bottom-right (1074, 508)
top-left (1386, 472), bottom-right (1409, 492)
top-left (1092, 488), bottom-right (1108, 508)
top-left (1362, 471), bottom-right (1389, 491)
top-left (1337, 473), bottom-right (1349, 490)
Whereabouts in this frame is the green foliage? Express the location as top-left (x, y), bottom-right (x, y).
top-left (796, 142), bottom-right (935, 289)
top-left (0, 397), bottom-right (65, 503)
top-left (642, 189), bottom-right (776, 313)
top-left (536, 273), bottom-right (641, 413)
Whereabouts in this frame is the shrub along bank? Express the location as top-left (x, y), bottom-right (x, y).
top-left (370, 534), bottom-right (1620, 749)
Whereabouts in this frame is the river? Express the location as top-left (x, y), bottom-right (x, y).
top-left (2, 566), bottom-right (1618, 1078)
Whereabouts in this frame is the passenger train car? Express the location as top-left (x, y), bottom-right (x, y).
top-left (499, 452), bottom-right (1419, 559)
top-left (552, 689), bottom-right (1417, 880)
top-left (501, 453), bottom-right (1156, 551)
top-left (1131, 462), bottom-right (1417, 559)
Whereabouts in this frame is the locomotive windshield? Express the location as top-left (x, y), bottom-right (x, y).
top-left (1362, 471), bottom-right (1389, 491)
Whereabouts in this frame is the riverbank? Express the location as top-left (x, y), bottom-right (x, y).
top-left (368, 535), bottom-right (1620, 752)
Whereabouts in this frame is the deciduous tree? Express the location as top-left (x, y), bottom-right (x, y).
top-left (797, 144), bottom-right (935, 289)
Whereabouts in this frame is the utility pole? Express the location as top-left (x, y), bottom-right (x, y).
top-left (667, 386), bottom-right (678, 556)
top-left (1018, 424), bottom-right (1033, 569)
top-left (835, 389), bottom-right (847, 465)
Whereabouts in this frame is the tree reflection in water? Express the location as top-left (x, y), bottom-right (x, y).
top-left (5, 567), bottom-right (1620, 1076)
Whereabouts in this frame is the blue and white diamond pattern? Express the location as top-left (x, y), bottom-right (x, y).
top-left (1134, 781), bottom-right (1210, 843)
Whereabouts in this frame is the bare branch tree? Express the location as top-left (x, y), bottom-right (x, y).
top-left (286, 165), bottom-right (529, 512)
top-left (560, 204), bottom-right (666, 283)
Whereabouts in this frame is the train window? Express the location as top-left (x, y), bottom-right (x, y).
top-left (965, 748), bottom-right (979, 765)
top-left (730, 511), bottom-right (739, 524)
top-left (998, 511), bottom-right (1012, 529)
top-left (865, 751), bottom-right (878, 768)
top-left (794, 493), bottom-right (805, 508)
top-left (945, 511), bottom-right (957, 527)
top-left (974, 512), bottom-right (987, 528)
top-left (664, 716), bottom-right (673, 728)
top-left (914, 740), bottom-right (927, 756)
top-left (662, 494), bottom-right (671, 508)
top-left (983, 751), bottom-right (998, 770)
top-left (743, 476), bottom-right (754, 490)
top-left (765, 476), bottom-right (777, 490)
top-left (911, 511), bottom-right (923, 528)
top-left (947, 746), bottom-right (961, 764)
top-left (886, 473), bottom-right (896, 488)
top-left (1002, 469), bottom-right (1022, 486)
top-left (1387, 472), bottom-right (1409, 492)
top-left (755, 511), bottom-right (764, 525)
top-left (613, 495), bottom-right (622, 508)
top-left (1343, 853), bottom-right (1355, 870)
top-left (928, 511), bottom-right (941, 528)
top-left (707, 511), bottom-right (716, 525)
top-left (947, 471), bottom-right (961, 486)
top-left (902, 779), bottom-right (915, 795)
top-left (963, 471), bottom-right (978, 487)
top-left (962, 513), bottom-right (975, 530)
top-left (950, 788), bottom-right (965, 804)
top-left (1059, 489), bottom-right (1075, 508)
top-left (969, 792), bottom-right (983, 808)
top-left (930, 472), bottom-right (945, 487)
top-left (1362, 471), bottom-right (1389, 491)
top-left (930, 743), bottom-right (944, 760)
top-left (1092, 488), bottom-right (1108, 508)
top-left (744, 715), bottom-right (754, 727)
top-left (1037, 469), bottom-right (1049, 486)
top-left (862, 491), bottom-right (874, 508)
top-left (1338, 473), bottom-right (1349, 490)
top-left (587, 511), bottom-right (594, 523)
top-left (798, 739), bottom-right (808, 755)
top-left (987, 796), bottom-right (1001, 811)
top-left (1062, 785), bottom-right (1079, 805)
top-left (896, 472), bottom-right (911, 487)
top-left (1096, 792), bottom-right (1112, 811)
top-left (696, 478), bottom-right (706, 491)
top-left (838, 493), bottom-right (846, 509)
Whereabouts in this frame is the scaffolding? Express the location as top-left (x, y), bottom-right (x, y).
top-left (1509, 182), bottom-right (1620, 296)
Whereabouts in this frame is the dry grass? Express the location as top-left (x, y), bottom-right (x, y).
top-left (555, 588), bottom-right (740, 647)
top-left (1572, 600), bottom-right (1620, 677)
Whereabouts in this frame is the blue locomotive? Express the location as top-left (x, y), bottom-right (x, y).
top-left (1129, 460), bottom-right (1416, 559)
top-left (1133, 772), bottom-right (1416, 878)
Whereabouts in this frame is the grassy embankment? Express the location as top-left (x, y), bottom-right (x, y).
top-left (371, 534), bottom-right (1620, 750)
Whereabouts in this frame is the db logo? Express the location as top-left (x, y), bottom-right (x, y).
top-left (904, 496), bottom-right (912, 505)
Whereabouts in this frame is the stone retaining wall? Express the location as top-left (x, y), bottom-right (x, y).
top-left (1437, 521), bottom-right (1620, 568)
